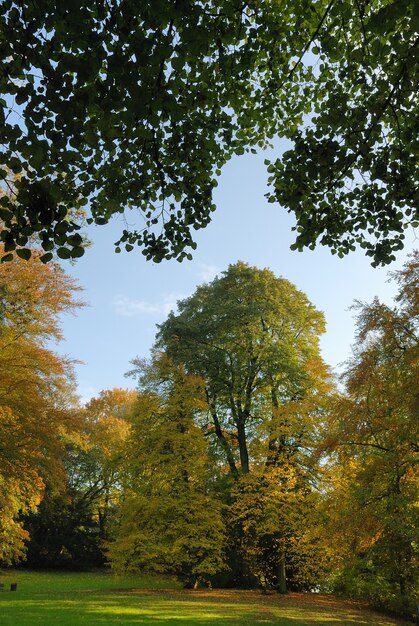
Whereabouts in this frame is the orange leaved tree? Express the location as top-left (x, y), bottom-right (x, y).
top-left (0, 248), bottom-right (83, 563)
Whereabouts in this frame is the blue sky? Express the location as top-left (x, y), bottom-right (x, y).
top-left (54, 146), bottom-right (417, 403)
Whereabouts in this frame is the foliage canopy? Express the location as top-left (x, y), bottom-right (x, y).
top-left (1, 0), bottom-right (417, 265)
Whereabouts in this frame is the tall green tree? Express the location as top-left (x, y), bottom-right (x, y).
top-left (1, 1), bottom-right (416, 264)
top-left (155, 262), bottom-right (329, 478)
top-left (322, 252), bottom-right (418, 616)
top-left (151, 262), bottom-right (332, 590)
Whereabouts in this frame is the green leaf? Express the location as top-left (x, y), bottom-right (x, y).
top-left (39, 252), bottom-right (54, 263)
top-left (57, 247), bottom-right (72, 259)
top-left (16, 248), bottom-right (32, 260)
top-left (70, 246), bottom-right (85, 258)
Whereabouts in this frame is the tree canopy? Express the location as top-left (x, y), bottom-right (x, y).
top-left (155, 262), bottom-right (329, 476)
top-left (1, 0), bottom-right (417, 265)
top-left (132, 262), bottom-right (332, 591)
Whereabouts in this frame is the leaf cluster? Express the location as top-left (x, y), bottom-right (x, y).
top-left (1, 1), bottom-right (416, 264)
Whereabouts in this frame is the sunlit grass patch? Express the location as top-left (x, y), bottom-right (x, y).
top-left (0, 571), bottom-right (411, 626)
top-left (0, 568), bottom-right (177, 595)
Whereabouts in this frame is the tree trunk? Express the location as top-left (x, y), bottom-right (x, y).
top-left (277, 552), bottom-right (287, 594)
top-left (208, 396), bottom-right (239, 478)
top-left (237, 419), bottom-right (249, 474)
top-left (266, 386), bottom-right (280, 466)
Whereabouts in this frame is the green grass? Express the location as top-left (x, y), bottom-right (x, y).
top-left (0, 570), bottom-right (410, 626)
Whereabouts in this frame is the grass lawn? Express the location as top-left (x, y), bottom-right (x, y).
top-left (0, 570), bottom-right (411, 626)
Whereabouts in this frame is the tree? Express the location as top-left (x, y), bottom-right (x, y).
top-left (229, 467), bottom-right (329, 592)
top-left (24, 388), bottom-right (134, 569)
top-left (108, 356), bottom-right (227, 587)
top-left (151, 262), bottom-right (332, 590)
top-left (265, 0), bottom-right (418, 266)
top-left (155, 262), bottom-right (329, 477)
top-left (0, 247), bottom-right (83, 564)
top-left (80, 388), bottom-right (136, 539)
top-left (321, 252), bottom-right (418, 616)
top-left (1, 1), bottom-right (416, 265)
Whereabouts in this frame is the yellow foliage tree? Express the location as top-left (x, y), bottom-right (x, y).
top-left (108, 356), bottom-right (227, 587)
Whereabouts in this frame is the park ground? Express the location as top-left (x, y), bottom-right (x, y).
top-left (0, 570), bottom-right (412, 626)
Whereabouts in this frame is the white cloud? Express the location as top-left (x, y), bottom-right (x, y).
top-left (114, 294), bottom-right (183, 318)
top-left (197, 263), bottom-right (220, 282)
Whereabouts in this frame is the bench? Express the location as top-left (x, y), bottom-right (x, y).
top-left (0, 582), bottom-right (17, 591)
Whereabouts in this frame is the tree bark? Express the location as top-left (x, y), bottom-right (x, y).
top-left (237, 419), bottom-right (249, 474)
top-left (277, 551), bottom-right (287, 594)
top-left (207, 394), bottom-right (239, 478)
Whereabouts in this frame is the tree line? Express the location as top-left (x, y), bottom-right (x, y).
top-left (0, 251), bottom-right (417, 618)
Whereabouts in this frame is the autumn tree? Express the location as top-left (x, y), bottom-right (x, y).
top-left (0, 247), bottom-right (83, 564)
top-left (80, 389), bottom-right (135, 537)
top-left (148, 262), bottom-right (332, 590)
top-left (1, 1), bottom-right (416, 265)
top-left (108, 355), bottom-right (227, 587)
top-left (229, 466), bottom-right (329, 592)
top-left (322, 252), bottom-right (418, 616)
top-left (24, 388), bottom-right (134, 568)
